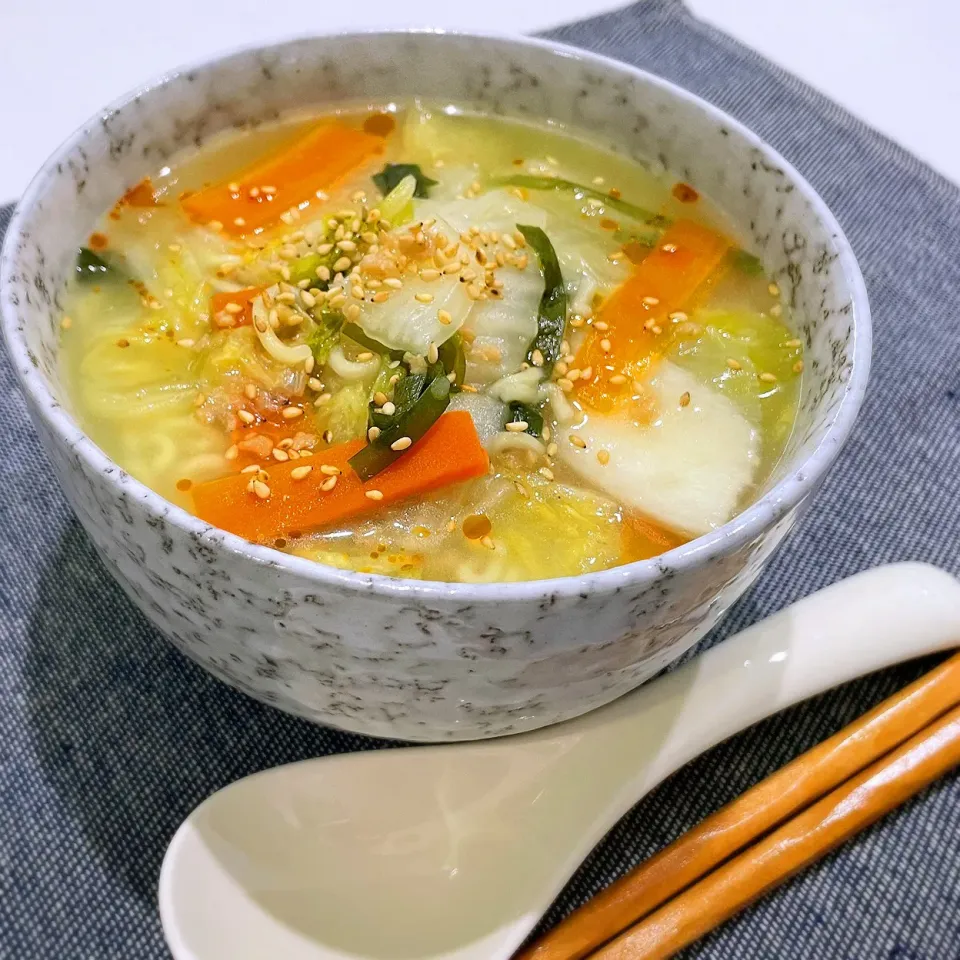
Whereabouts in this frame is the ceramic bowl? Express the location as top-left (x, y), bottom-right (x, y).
top-left (0, 31), bottom-right (870, 741)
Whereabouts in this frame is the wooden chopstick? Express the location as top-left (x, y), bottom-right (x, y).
top-left (590, 701), bottom-right (960, 959)
top-left (518, 651), bottom-right (960, 960)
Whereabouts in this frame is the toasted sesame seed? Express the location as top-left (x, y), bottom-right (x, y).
top-left (557, 377), bottom-right (574, 392)
top-left (427, 342), bottom-right (439, 364)
top-left (759, 372), bottom-right (778, 383)
top-left (680, 391), bottom-right (691, 408)
top-left (338, 239), bottom-right (357, 253)
top-left (381, 401), bottom-right (397, 416)
top-left (301, 290), bottom-right (316, 308)
top-left (367, 427), bottom-right (381, 442)
top-left (597, 449), bottom-right (611, 465)
top-left (356, 351), bottom-right (374, 362)
top-left (506, 421), bottom-right (528, 433)
top-left (252, 480), bottom-right (271, 499)
top-left (314, 392), bottom-right (332, 406)
top-left (569, 434), bottom-right (587, 449)
top-left (415, 292), bottom-right (434, 304)
top-left (272, 448), bottom-right (289, 462)
top-left (291, 465), bottom-right (313, 480)
top-left (333, 256), bottom-right (352, 273)
top-left (437, 309), bottom-right (452, 325)
top-left (793, 360), bottom-right (805, 374)
top-left (539, 467), bottom-right (555, 481)
top-left (365, 489), bottom-right (384, 501)
top-left (282, 406), bottom-right (304, 420)
top-left (442, 262), bottom-right (461, 275)
top-left (237, 409), bottom-right (255, 425)
top-left (592, 320), bottom-right (609, 332)
top-left (546, 442), bottom-right (559, 457)
top-left (600, 338), bottom-right (612, 352)
top-left (373, 391), bottom-right (388, 406)
top-left (350, 285), bottom-right (365, 300)
top-left (320, 475), bottom-right (338, 492)
top-left (480, 535), bottom-right (495, 551)
top-left (345, 303), bottom-right (361, 321)
top-left (531, 348), bottom-right (545, 367)
top-left (380, 277), bottom-right (402, 290)
top-left (726, 358), bottom-right (742, 371)
top-left (609, 374), bottom-right (628, 385)
top-left (307, 377), bottom-right (324, 392)
top-left (240, 464), bottom-right (261, 475)
top-left (391, 436), bottom-right (413, 451)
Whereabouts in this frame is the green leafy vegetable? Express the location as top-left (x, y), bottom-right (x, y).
top-left (516, 224), bottom-right (567, 375)
top-left (373, 163), bottom-right (438, 199)
top-left (308, 306), bottom-right (345, 365)
top-left (493, 175), bottom-right (668, 227)
top-left (76, 247), bottom-right (120, 283)
top-left (437, 333), bottom-right (466, 390)
top-left (506, 401), bottom-right (544, 438)
top-left (728, 249), bottom-right (765, 275)
top-left (349, 372), bottom-right (451, 480)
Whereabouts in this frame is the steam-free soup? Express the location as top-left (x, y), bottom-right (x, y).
top-left (61, 102), bottom-right (802, 582)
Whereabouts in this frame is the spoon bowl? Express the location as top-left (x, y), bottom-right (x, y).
top-left (160, 563), bottom-right (960, 960)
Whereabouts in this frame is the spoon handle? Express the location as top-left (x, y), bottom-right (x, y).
top-left (552, 562), bottom-right (960, 810)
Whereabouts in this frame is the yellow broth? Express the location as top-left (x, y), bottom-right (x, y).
top-left (60, 102), bottom-right (802, 582)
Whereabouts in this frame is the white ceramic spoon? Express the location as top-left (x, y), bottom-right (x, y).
top-left (160, 562), bottom-right (960, 960)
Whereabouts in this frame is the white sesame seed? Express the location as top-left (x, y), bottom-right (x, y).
top-left (569, 434), bottom-right (587, 449)
top-left (367, 427), bottom-right (381, 442)
top-left (333, 256), bottom-right (352, 273)
top-left (252, 480), bottom-right (271, 499)
top-left (177, 338), bottom-right (195, 348)
top-left (539, 467), bottom-right (555, 481)
top-left (759, 372), bottom-right (778, 383)
top-left (506, 421), bottom-right (528, 433)
top-left (415, 292), bottom-right (434, 304)
top-left (314, 393), bottom-right (332, 406)
top-left (272, 448), bottom-right (289, 462)
top-left (282, 405), bottom-right (304, 419)
top-left (391, 437), bottom-right (413, 451)
top-left (381, 401), bottom-right (397, 416)
top-left (642, 296), bottom-right (660, 307)
top-left (320, 475), bottom-right (338, 492)
top-left (384, 277), bottom-right (403, 289)
top-left (546, 442), bottom-right (559, 457)
top-left (356, 351), bottom-right (374, 362)
top-left (345, 303), bottom-right (361, 321)
top-left (291, 465), bottom-right (313, 480)
top-left (237, 409), bottom-right (255, 425)
top-left (726, 358), bottom-right (742, 371)
top-left (438, 309), bottom-right (452, 325)
top-left (365, 489), bottom-right (384, 501)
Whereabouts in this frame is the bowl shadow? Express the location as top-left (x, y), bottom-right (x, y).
top-left (23, 520), bottom-right (390, 908)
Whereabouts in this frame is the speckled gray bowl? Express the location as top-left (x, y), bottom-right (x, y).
top-left (0, 31), bottom-right (870, 741)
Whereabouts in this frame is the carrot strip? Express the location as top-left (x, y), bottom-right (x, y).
top-left (210, 287), bottom-right (262, 327)
top-left (181, 123), bottom-right (385, 235)
top-left (122, 177), bottom-right (159, 207)
top-left (191, 411), bottom-right (488, 543)
top-left (620, 512), bottom-right (687, 563)
top-left (575, 220), bottom-right (731, 412)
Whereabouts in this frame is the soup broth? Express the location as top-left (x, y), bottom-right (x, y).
top-left (61, 101), bottom-right (802, 582)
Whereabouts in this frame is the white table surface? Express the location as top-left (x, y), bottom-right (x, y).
top-left (1, 0), bottom-right (958, 203)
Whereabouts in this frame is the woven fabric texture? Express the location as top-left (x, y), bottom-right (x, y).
top-left (1, 1), bottom-right (959, 956)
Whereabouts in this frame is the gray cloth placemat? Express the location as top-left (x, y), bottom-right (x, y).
top-left (2, 1), bottom-right (959, 956)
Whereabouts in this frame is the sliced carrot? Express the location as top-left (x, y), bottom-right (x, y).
top-left (210, 287), bottom-right (262, 327)
top-left (620, 512), bottom-right (687, 562)
top-left (181, 123), bottom-right (385, 236)
top-left (122, 177), bottom-right (159, 207)
top-left (575, 220), bottom-right (731, 412)
top-left (192, 411), bottom-right (488, 543)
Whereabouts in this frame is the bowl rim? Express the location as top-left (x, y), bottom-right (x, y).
top-left (0, 27), bottom-right (872, 604)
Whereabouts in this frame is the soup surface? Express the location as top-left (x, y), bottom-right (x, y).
top-left (61, 101), bottom-right (803, 582)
